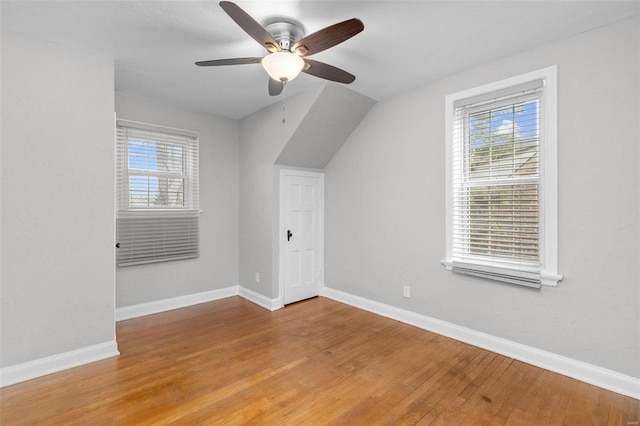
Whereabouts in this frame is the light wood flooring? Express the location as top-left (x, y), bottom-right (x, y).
top-left (1, 296), bottom-right (638, 425)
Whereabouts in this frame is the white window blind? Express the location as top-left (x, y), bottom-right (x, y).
top-left (450, 80), bottom-right (545, 287)
top-left (116, 119), bottom-right (199, 267)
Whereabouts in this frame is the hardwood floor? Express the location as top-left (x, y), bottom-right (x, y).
top-left (1, 296), bottom-right (638, 425)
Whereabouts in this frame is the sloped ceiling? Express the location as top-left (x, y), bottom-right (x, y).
top-left (275, 82), bottom-right (375, 169)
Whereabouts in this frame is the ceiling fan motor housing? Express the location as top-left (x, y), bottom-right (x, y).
top-left (264, 20), bottom-right (305, 51)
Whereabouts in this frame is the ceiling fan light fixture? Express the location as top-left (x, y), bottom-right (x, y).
top-left (261, 52), bottom-right (305, 82)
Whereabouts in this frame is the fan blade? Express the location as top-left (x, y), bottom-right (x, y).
top-left (292, 18), bottom-right (363, 57)
top-left (195, 57), bottom-right (262, 66)
top-left (303, 59), bottom-right (355, 84)
top-left (219, 1), bottom-right (281, 53)
top-left (268, 78), bottom-right (284, 96)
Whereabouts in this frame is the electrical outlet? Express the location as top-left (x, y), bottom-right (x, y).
top-left (403, 286), bottom-right (411, 298)
top-left (255, 272), bottom-right (260, 283)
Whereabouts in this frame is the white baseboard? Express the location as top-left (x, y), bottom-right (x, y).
top-left (239, 286), bottom-right (282, 311)
top-left (0, 341), bottom-right (119, 388)
top-left (116, 286), bottom-right (239, 321)
top-left (1, 286), bottom-right (272, 388)
top-left (320, 286), bottom-right (640, 400)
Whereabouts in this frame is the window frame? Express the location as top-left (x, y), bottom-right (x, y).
top-left (442, 66), bottom-right (562, 287)
top-left (119, 123), bottom-right (196, 211)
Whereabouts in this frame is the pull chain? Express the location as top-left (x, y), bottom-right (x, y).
top-left (281, 80), bottom-right (287, 124)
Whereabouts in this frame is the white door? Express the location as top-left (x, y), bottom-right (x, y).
top-left (281, 171), bottom-right (323, 305)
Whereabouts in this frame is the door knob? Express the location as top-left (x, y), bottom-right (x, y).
top-left (287, 230), bottom-right (292, 241)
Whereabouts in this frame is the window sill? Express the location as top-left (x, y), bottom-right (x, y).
top-left (440, 260), bottom-right (562, 287)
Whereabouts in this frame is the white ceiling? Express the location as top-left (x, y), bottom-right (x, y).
top-left (2, 1), bottom-right (638, 119)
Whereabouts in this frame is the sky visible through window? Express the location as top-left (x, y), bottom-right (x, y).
top-left (129, 140), bottom-right (160, 198)
top-left (469, 100), bottom-right (538, 147)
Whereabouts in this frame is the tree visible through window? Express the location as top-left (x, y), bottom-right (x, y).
top-left (465, 98), bottom-right (540, 261)
top-left (127, 139), bottom-right (186, 207)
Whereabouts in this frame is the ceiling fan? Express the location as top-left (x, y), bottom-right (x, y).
top-left (196, 1), bottom-right (364, 96)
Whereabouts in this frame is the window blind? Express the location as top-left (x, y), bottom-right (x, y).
top-left (116, 211), bottom-right (199, 266)
top-left (451, 82), bottom-right (543, 287)
top-left (116, 119), bottom-right (199, 267)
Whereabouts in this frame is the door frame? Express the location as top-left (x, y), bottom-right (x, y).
top-left (278, 169), bottom-right (325, 307)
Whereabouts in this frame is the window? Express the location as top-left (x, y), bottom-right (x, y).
top-left (442, 67), bottom-right (561, 287)
top-left (116, 119), bottom-right (199, 266)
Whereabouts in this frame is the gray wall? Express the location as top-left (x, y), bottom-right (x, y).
top-left (239, 85), bottom-right (324, 299)
top-left (324, 16), bottom-right (640, 378)
top-left (238, 82), bottom-right (374, 301)
top-left (115, 92), bottom-right (240, 307)
top-left (1, 32), bottom-right (116, 367)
